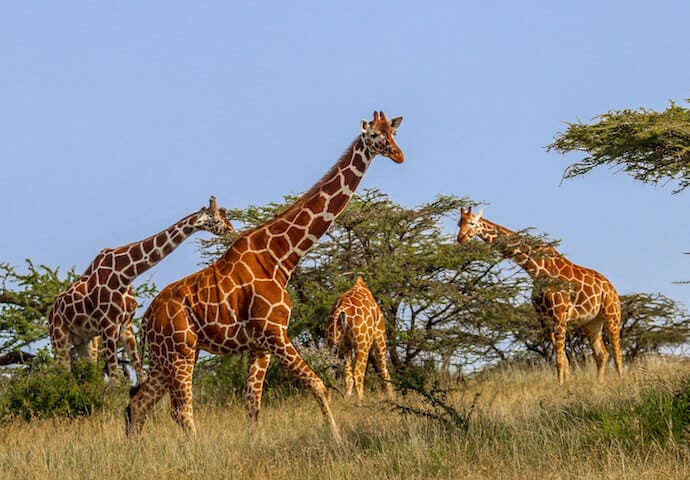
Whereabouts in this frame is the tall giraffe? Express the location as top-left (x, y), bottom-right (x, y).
top-left (457, 207), bottom-right (623, 384)
top-left (48, 197), bottom-right (234, 382)
top-left (126, 111), bottom-right (404, 441)
top-left (326, 276), bottom-right (394, 400)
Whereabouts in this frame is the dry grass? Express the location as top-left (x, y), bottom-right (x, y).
top-left (0, 355), bottom-right (689, 479)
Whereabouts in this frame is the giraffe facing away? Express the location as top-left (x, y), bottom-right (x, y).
top-left (48, 197), bottom-right (234, 383)
top-left (457, 207), bottom-right (623, 385)
top-left (126, 111), bottom-right (404, 441)
top-left (326, 276), bottom-right (394, 400)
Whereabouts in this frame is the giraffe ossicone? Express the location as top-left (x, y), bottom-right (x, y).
top-left (125, 111), bottom-right (404, 442)
top-left (48, 196), bottom-right (234, 383)
top-left (457, 206), bottom-right (623, 384)
top-left (326, 276), bottom-right (394, 401)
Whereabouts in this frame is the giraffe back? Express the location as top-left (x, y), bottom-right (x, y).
top-left (326, 277), bottom-right (385, 356)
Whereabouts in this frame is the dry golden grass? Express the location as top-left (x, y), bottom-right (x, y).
top-left (1, 355), bottom-right (689, 479)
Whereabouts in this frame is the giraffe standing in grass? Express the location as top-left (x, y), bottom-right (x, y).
top-left (48, 197), bottom-right (234, 382)
top-left (326, 276), bottom-right (394, 400)
top-left (126, 112), bottom-right (404, 441)
top-left (457, 207), bottom-right (623, 384)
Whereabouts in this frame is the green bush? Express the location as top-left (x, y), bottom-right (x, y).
top-left (0, 357), bottom-right (109, 421)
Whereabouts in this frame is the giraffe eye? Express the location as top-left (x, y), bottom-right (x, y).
top-left (370, 133), bottom-right (378, 138)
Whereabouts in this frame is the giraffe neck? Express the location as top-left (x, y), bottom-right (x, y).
top-left (477, 218), bottom-right (566, 278)
top-left (231, 137), bottom-right (372, 284)
top-left (108, 211), bottom-right (206, 283)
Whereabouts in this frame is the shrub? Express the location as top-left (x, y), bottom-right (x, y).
top-left (0, 356), bottom-right (109, 420)
top-left (566, 374), bottom-right (690, 449)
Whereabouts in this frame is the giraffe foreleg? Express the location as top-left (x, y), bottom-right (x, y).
top-left (100, 323), bottom-right (121, 381)
top-left (552, 319), bottom-right (570, 385)
top-left (88, 336), bottom-right (101, 363)
top-left (246, 350), bottom-right (271, 431)
top-left (266, 330), bottom-right (341, 443)
top-left (48, 312), bottom-right (72, 371)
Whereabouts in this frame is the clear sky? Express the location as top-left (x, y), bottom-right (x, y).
top-left (1, 2), bottom-right (689, 313)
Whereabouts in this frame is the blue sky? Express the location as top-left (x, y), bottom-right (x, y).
top-left (1, 2), bottom-right (689, 313)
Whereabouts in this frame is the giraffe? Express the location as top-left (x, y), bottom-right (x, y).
top-left (326, 276), bottom-right (394, 400)
top-left (48, 196), bottom-right (234, 383)
top-left (457, 207), bottom-right (623, 385)
top-left (125, 111), bottom-right (404, 441)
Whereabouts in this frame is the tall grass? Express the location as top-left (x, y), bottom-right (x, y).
top-left (0, 355), bottom-right (688, 479)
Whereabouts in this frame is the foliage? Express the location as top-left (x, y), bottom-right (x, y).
top-left (619, 292), bottom-right (690, 358)
top-left (548, 100), bottom-right (690, 193)
top-left (568, 374), bottom-right (690, 450)
top-left (0, 260), bottom-right (78, 360)
top-left (0, 355), bottom-right (111, 420)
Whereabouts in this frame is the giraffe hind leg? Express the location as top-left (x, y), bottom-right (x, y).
top-left (583, 317), bottom-right (608, 382)
top-left (372, 335), bottom-right (394, 398)
top-left (167, 355), bottom-right (197, 436)
top-left (343, 354), bottom-right (354, 396)
top-left (604, 310), bottom-right (624, 378)
top-left (121, 323), bottom-right (147, 384)
top-left (125, 366), bottom-right (166, 437)
top-left (246, 351), bottom-right (271, 431)
top-left (352, 349), bottom-right (369, 402)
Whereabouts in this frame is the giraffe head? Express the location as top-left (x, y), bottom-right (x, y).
top-left (457, 206), bottom-right (484, 244)
top-left (195, 196), bottom-right (235, 235)
top-left (360, 111), bottom-right (404, 163)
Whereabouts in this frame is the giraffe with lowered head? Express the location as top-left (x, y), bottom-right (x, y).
top-left (125, 111), bottom-right (404, 441)
top-left (457, 207), bottom-right (623, 384)
top-left (326, 276), bottom-right (394, 400)
top-left (48, 197), bottom-right (234, 382)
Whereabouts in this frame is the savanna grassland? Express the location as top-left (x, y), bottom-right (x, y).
top-left (1, 355), bottom-right (689, 480)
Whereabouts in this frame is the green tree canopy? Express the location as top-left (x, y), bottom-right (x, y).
top-left (548, 100), bottom-right (690, 193)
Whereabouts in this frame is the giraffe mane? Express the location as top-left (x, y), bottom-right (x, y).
top-left (259, 137), bottom-right (361, 228)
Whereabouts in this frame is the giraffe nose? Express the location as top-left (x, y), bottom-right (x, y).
top-left (389, 148), bottom-right (404, 164)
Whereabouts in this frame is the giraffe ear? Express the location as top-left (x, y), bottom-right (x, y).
top-left (390, 116), bottom-right (403, 131)
top-left (360, 119), bottom-right (370, 134)
top-left (475, 208), bottom-right (484, 220)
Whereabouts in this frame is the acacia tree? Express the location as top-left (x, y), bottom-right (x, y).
top-left (548, 100), bottom-right (690, 194)
top-left (200, 189), bottom-right (532, 373)
top-left (198, 189), bottom-right (690, 382)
